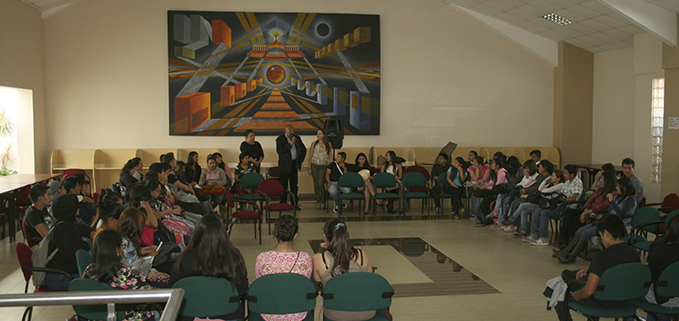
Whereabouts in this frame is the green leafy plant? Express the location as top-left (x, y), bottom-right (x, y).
top-left (0, 166), bottom-right (17, 176)
top-left (0, 108), bottom-right (16, 138)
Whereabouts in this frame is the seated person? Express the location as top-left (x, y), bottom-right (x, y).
top-left (501, 160), bottom-right (539, 231)
top-left (433, 157), bottom-right (467, 219)
top-left (469, 156), bottom-right (491, 219)
top-left (381, 151), bottom-right (404, 213)
top-left (556, 176), bottom-right (637, 264)
top-left (552, 214), bottom-right (639, 321)
top-left (622, 158), bottom-right (645, 204)
top-left (554, 170), bottom-right (617, 249)
top-left (313, 218), bottom-right (375, 321)
top-left (92, 203), bottom-right (124, 243)
top-left (45, 194), bottom-right (92, 290)
top-left (325, 152), bottom-right (351, 213)
top-left (83, 229), bottom-right (161, 320)
top-left (528, 164), bottom-right (582, 246)
top-left (530, 149), bottom-right (541, 165)
top-left (116, 207), bottom-right (161, 268)
top-left (431, 152), bottom-right (451, 214)
top-left (119, 159), bottom-right (141, 190)
top-left (352, 152), bottom-right (376, 215)
top-left (210, 152), bottom-right (233, 181)
top-left (255, 215), bottom-right (313, 321)
top-left (198, 155), bottom-right (228, 211)
top-left (23, 185), bottom-right (53, 243)
top-left (62, 176), bottom-right (96, 225)
top-left (153, 162), bottom-right (206, 218)
top-left (171, 214), bottom-right (248, 321)
top-left (233, 152), bottom-right (256, 191)
top-left (161, 152), bottom-right (195, 196)
top-left (517, 168), bottom-right (563, 239)
top-left (590, 163), bottom-right (615, 191)
top-left (643, 215), bottom-right (679, 321)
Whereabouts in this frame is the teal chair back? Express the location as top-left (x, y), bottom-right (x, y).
top-left (656, 261), bottom-right (679, 298)
top-left (594, 263), bottom-right (651, 301)
top-left (322, 272), bottom-right (393, 312)
top-left (241, 173), bottom-right (264, 190)
top-left (631, 207), bottom-right (661, 233)
top-left (339, 172), bottom-right (364, 189)
top-left (373, 172), bottom-right (396, 189)
top-left (402, 172), bottom-right (426, 189)
top-left (247, 274), bottom-right (317, 317)
top-left (172, 276), bottom-right (241, 318)
top-left (69, 278), bottom-right (125, 321)
top-left (76, 249), bottom-right (93, 276)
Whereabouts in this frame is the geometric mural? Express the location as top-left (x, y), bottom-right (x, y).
top-left (168, 11), bottom-right (381, 136)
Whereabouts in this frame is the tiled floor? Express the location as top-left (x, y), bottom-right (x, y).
top-left (0, 200), bottom-right (597, 320)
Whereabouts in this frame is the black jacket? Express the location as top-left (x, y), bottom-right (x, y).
top-left (276, 134), bottom-right (307, 173)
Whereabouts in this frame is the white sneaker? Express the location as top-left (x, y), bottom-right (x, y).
top-left (333, 204), bottom-right (339, 213)
top-left (531, 238), bottom-right (550, 246)
top-left (502, 225), bottom-right (515, 232)
top-left (522, 235), bottom-right (537, 243)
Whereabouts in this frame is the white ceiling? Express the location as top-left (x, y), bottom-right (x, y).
top-left (443, 0), bottom-right (679, 52)
top-left (21, 0), bottom-right (679, 53)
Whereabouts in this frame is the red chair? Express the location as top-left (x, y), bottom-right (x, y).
top-left (405, 165), bottom-right (431, 211)
top-left (224, 189), bottom-right (262, 244)
top-left (643, 193), bottom-right (679, 214)
top-left (21, 220), bottom-right (41, 248)
top-left (61, 169), bottom-right (92, 194)
top-left (266, 166), bottom-right (281, 180)
top-left (0, 184), bottom-right (31, 239)
top-left (15, 242), bottom-right (73, 321)
top-left (257, 179), bottom-right (296, 234)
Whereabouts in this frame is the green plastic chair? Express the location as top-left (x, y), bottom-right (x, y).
top-left (76, 249), bottom-right (93, 276)
top-left (632, 261), bottom-right (679, 320)
top-left (240, 173), bottom-right (265, 201)
top-left (402, 172), bottom-right (430, 217)
top-left (172, 276), bottom-right (242, 318)
top-left (627, 207), bottom-right (662, 255)
top-left (69, 278), bottom-right (125, 321)
top-left (630, 210), bottom-right (679, 253)
top-left (246, 273), bottom-right (317, 321)
top-left (321, 272), bottom-right (394, 321)
top-left (372, 173), bottom-right (400, 216)
top-left (338, 172), bottom-right (365, 217)
top-left (567, 262), bottom-right (651, 320)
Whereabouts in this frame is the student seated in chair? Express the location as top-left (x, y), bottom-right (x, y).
top-left (63, 176), bottom-right (96, 225)
top-left (325, 152), bottom-right (351, 213)
top-left (23, 185), bottom-right (53, 243)
top-left (553, 214), bottom-right (639, 321)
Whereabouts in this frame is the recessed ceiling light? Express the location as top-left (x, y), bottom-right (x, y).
top-left (543, 13), bottom-right (572, 26)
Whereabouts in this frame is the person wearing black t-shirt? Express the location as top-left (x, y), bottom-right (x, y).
top-left (554, 214), bottom-right (640, 321)
top-left (233, 152), bottom-right (256, 191)
top-left (240, 129), bottom-right (265, 173)
top-left (325, 152), bottom-right (351, 213)
top-left (23, 185), bottom-right (53, 242)
top-left (430, 153), bottom-right (451, 214)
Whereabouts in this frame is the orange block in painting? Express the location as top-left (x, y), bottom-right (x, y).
top-left (235, 82), bottom-right (247, 99)
top-left (220, 86), bottom-right (235, 106)
top-left (256, 78), bottom-right (263, 86)
top-left (212, 20), bottom-right (232, 47)
top-left (174, 92), bottom-right (211, 133)
top-left (247, 79), bottom-right (257, 91)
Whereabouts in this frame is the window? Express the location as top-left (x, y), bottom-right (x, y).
top-left (651, 78), bottom-right (664, 183)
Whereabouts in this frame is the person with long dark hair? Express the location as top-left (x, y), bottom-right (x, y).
top-left (643, 215), bottom-right (679, 320)
top-left (255, 215), bottom-right (313, 321)
top-left (120, 159), bottom-right (141, 189)
top-left (185, 151), bottom-right (202, 186)
top-left (308, 129), bottom-right (333, 209)
top-left (381, 151), bottom-right (404, 213)
top-left (557, 176), bottom-right (637, 264)
top-left (438, 156), bottom-right (467, 219)
top-left (171, 214), bottom-right (248, 320)
top-left (353, 152), bottom-right (377, 214)
top-left (313, 218), bottom-right (374, 321)
top-left (554, 170), bottom-right (617, 250)
top-left (240, 129), bottom-right (265, 173)
top-left (83, 229), bottom-right (161, 320)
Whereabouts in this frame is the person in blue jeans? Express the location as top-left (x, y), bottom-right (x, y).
top-left (527, 165), bottom-right (582, 246)
top-left (515, 167), bottom-right (562, 238)
top-left (325, 152), bottom-right (351, 213)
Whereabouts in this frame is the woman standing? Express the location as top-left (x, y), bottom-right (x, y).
top-left (313, 218), bottom-right (374, 321)
top-left (240, 129), bottom-right (265, 173)
top-left (255, 215), bottom-right (313, 321)
top-left (171, 214), bottom-right (248, 321)
top-left (307, 129), bottom-right (332, 209)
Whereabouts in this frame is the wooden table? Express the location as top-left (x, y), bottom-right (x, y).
top-left (0, 174), bottom-right (61, 242)
top-left (576, 164), bottom-right (623, 189)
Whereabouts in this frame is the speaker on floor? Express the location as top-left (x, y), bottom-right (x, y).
top-left (324, 119), bottom-right (344, 149)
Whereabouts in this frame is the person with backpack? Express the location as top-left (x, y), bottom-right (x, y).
top-left (44, 194), bottom-right (92, 290)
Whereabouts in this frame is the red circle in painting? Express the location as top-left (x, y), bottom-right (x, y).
top-left (266, 65), bottom-right (286, 84)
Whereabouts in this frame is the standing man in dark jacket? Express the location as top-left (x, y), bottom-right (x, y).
top-left (276, 124), bottom-right (306, 209)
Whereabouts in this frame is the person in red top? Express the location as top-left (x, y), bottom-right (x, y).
top-left (554, 170), bottom-right (617, 252)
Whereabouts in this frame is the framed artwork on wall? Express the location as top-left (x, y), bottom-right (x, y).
top-left (168, 11), bottom-right (381, 136)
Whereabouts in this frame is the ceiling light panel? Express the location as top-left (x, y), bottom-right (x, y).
top-left (543, 13), bottom-right (573, 25)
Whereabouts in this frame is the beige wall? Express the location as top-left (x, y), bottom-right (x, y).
top-left (42, 0), bottom-right (554, 170)
top-left (554, 42), bottom-right (593, 165)
top-left (662, 20), bottom-right (679, 198)
top-left (592, 47), bottom-right (635, 163)
top-left (0, 0), bottom-right (46, 173)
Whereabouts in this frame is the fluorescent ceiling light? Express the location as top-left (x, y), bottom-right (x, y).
top-left (543, 13), bottom-right (572, 26)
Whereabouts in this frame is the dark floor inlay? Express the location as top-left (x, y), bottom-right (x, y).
top-left (309, 237), bottom-right (499, 298)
